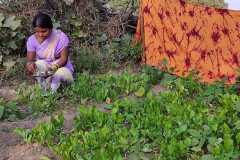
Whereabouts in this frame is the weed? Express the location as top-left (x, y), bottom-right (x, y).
top-left (0, 98), bottom-right (23, 121)
top-left (17, 84), bottom-right (59, 116)
top-left (17, 69), bottom-right (240, 159)
top-left (65, 71), bottom-right (150, 103)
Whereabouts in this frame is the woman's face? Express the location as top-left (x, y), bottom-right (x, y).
top-left (34, 27), bottom-right (52, 42)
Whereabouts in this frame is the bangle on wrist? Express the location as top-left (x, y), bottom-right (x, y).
top-left (52, 63), bottom-right (60, 71)
top-left (54, 63), bottom-right (60, 68)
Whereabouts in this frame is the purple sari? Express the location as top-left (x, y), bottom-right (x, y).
top-left (27, 29), bottom-right (74, 92)
top-left (27, 29), bottom-right (74, 73)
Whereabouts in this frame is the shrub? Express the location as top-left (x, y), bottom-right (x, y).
top-left (0, 13), bottom-right (27, 67)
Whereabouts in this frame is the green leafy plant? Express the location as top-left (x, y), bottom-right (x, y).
top-left (0, 98), bottom-right (23, 121)
top-left (110, 34), bottom-right (142, 63)
top-left (0, 13), bottom-right (26, 67)
top-left (15, 113), bottom-right (64, 144)
top-left (141, 65), bottom-right (165, 85)
top-left (17, 85), bottom-right (60, 115)
top-left (16, 69), bottom-right (240, 159)
top-left (65, 71), bottom-right (151, 103)
top-left (72, 46), bottom-right (103, 73)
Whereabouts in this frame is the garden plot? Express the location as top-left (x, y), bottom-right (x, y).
top-left (1, 67), bottom-right (240, 160)
top-left (0, 67), bottom-right (163, 159)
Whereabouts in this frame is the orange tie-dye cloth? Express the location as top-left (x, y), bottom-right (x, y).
top-left (135, 0), bottom-right (240, 84)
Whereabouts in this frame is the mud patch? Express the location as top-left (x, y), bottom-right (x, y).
top-left (0, 88), bottom-right (17, 101)
top-left (0, 108), bottom-right (78, 160)
top-left (152, 84), bottom-right (166, 95)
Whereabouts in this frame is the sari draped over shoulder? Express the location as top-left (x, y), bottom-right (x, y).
top-left (42, 30), bottom-right (61, 62)
top-left (26, 29), bottom-right (74, 92)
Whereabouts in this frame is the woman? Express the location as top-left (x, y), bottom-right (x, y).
top-left (26, 13), bottom-right (74, 92)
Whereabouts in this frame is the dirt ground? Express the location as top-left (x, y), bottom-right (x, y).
top-left (0, 87), bottom-right (117, 160)
top-left (0, 65), bottom-right (166, 160)
top-left (0, 87), bottom-right (79, 160)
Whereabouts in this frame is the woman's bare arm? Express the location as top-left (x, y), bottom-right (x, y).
top-left (55, 47), bottom-right (69, 67)
top-left (26, 51), bottom-right (36, 74)
top-left (27, 51), bottom-right (36, 62)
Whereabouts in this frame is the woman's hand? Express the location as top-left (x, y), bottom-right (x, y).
top-left (26, 51), bottom-right (36, 75)
top-left (26, 62), bottom-right (36, 75)
top-left (49, 63), bottom-right (59, 73)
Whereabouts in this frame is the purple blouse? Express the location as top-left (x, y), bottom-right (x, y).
top-left (26, 29), bottom-right (74, 72)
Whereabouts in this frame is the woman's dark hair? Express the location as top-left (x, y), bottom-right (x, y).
top-left (32, 13), bottom-right (53, 29)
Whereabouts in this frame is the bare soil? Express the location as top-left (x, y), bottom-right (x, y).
top-left (0, 63), bottom-right (166, 160)
top-left (0, 109), bottom-right (78, 160)
top-left (0, 88), bottom-right (17, 101)
top-left (0, 87), bottom-right (78, 160)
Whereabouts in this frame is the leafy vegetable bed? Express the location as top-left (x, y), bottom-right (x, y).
top-left (16, 68), bottom-right (240, 160)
